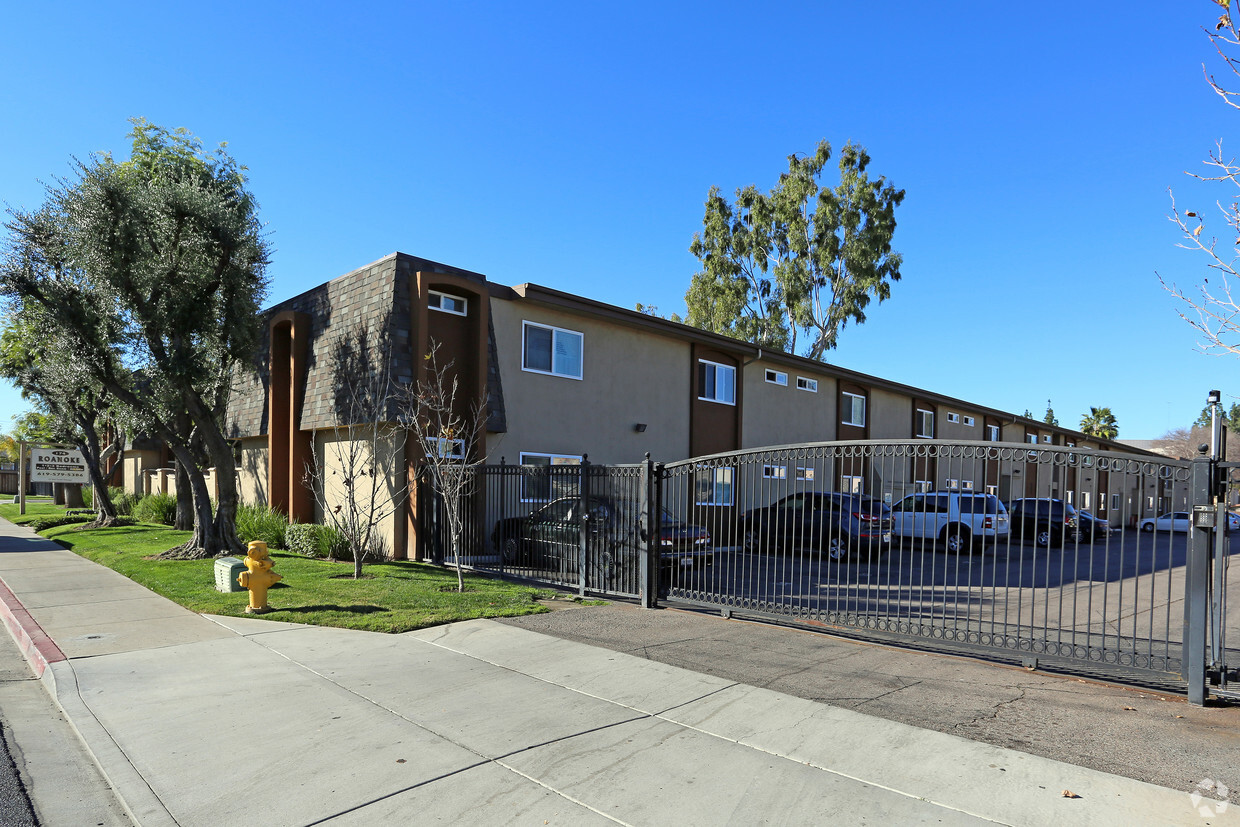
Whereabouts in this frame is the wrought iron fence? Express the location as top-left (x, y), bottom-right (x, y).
top-left (661, 441), bottom-right (1193, 685)
top-left (422, 439), bottom-right (1240, 700)
top-left (422, 458), bottom-right (651, 600)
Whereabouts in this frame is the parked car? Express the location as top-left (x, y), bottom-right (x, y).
top-left (738, 492), bottom-right (892, 560)
top-left (491, 496), bottom-right (713, 571)
top-left (1075, 510), bottom-right (1112, 542)
top-left (1006, 498), bottom-right (1079, 547)
top-left (889, 492), bottom-right (1009, 553)
top-left (1139, 512), bottom-right (1191, 533)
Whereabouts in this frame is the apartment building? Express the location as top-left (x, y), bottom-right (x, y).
top-left (122, 252), bottom-right (1160, 559)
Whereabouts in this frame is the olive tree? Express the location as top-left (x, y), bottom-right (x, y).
top-left (0, 120), bottom-right (269, 557)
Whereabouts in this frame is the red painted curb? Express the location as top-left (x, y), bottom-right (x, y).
top-left (0, 577), bottom-right (66, 678)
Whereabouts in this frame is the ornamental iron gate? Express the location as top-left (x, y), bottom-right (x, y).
top-left (426, 439), bottom-right (1238, 702)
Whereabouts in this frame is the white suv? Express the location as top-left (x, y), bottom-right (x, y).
top-left (889, 492), bottom-right (1010, 553)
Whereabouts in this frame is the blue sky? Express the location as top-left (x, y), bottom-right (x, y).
top-left (1, 1), bottom-right (1235, 439)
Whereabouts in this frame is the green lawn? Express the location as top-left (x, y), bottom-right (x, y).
top-left (0, 503), bottom-right (559, 633)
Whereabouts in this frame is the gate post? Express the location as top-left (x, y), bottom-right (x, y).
top-left (1185, 453), bottom-right (1214, 705)
top-left (638, 453), bottom-right (658, 609)
top-left (578, 455), bottom-right (590, 597)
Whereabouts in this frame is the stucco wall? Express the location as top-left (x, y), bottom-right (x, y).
top-left (869, 388), bottom-right (910, 439)
top-left (489, 299), bottom-right (691, 465)
top-left (237, 438), bottom-right (270, 506)
top-left (742, 362), bottom-right (837, 447)
top-left (311, 426), bottom-right (405, 559)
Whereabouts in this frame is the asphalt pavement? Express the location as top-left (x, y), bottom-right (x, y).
top-left (0, 516), bottom-right (1237, 826)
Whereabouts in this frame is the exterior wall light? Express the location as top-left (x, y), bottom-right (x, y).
top-left (634, 423), bottom-right (647, 433)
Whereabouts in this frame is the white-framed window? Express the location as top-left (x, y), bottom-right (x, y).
top-left (1066, 491), bottom-right (1074, 506)
top-left (797, 377), bottom-right (818, 393)
top-left (842, 392), bottom-right (866, 427)
top-left (1067, 442), bottom-right (1075, 448)
top-left (841, 475), bottom-right (864, 494)
top-left (522, 322), bottom-right (583, 380)
top-left (1027, 434), bottom-right (1039, 445)
top-left (963, 416), bottom-right (975, 427)
top-left (428, 290), bottom-right (467, 316)
top-left (763, 464), bottom-right (787, 479)
top-left (986, 424), bottom-right (1000, 441)
top-left (962, 480), bottom-right (975, 491)
top-left (428, 437), bottom-right (464, 459)
top-left (1041, 434), bottom-right (1052, 444)
top-left (698, 360), bottom-right (736, 405)
top-left (1081, 491), bottom-right (1091, 510)
top-left (946, 412), bottom-right (960, 424)
top-left (695, 466), bottom-right (734, 505)
top-left (916, 408), bottom-right (935, 438)
top-left (985, 485), bottom-right (998, 497)
top-left (1111, 493), bottom-right (1120, 512)
top-left (765, 369), bottom-right (787, 386)
top-left (914, 480), bottom-right (933, 493)
top-left (1147, 496), bottom-right (1155, 509)
top-left (796, 466), bottom-right (815, 481)
top-left (946, 478), bottom-right (960, 490)
top-left (518, 452), bottom-right (582, 502)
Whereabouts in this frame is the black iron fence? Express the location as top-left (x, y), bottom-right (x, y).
top-left (423, 439), bottom-right (1239, 702)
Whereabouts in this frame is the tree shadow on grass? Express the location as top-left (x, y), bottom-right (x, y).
top-left (277, 604), bottom-right (385, 615)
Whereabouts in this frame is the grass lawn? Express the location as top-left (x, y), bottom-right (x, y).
top-left (0, 503), bottom-right (560, 633)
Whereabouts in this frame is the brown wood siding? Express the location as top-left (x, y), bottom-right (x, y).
top-left (689, 345), bottom-right (740, 457)
top-left (838, 382), bottom-right (868, 487)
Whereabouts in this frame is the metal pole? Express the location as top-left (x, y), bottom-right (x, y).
top-left (18, 441), bottom-right (26, 516)
top-left (1185, 453), bottom-right (1213, 705)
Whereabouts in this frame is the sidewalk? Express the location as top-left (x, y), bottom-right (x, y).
top-left (0, 517), bottom-right (1233, 826)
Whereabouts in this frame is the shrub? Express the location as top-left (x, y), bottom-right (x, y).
top-left (235, 503), bottom-right (290, 550)
top-left (29, 514), bottom-right (91, 532)
top-left (108, 487), bottom-right (139, 517)
top-left (285, 523), bottom-right (349, 559)
top-left (133, 492), bottom-right (177, 526)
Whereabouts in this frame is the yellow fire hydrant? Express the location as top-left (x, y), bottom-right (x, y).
top-left (238, 541), bottom-right (281, 614)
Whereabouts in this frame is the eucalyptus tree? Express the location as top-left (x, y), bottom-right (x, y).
top-left (0, 120), bottom-right (269, 557)
top-left (687, 140), bottom-right (905, 359)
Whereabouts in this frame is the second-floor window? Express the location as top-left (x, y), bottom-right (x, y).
top-left (842, 391), bottom-right (866, 427)
top-left (698, 360), bottom-right (736, 404)
top-left (916, 409), bottom-right (935, 438)
top-left (428, 290), bottom-right (467, 316)
top-left (523, 321), bottom-right (583, 379)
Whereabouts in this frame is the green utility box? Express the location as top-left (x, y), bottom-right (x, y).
top-left (214, 557), bottom-right (246, 593)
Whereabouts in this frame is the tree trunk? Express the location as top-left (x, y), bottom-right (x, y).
top-left (76, 421), bottom-right (119, 526)
top-left (53, 484), bottom-right (65, 505)
top-left (173, 459), bottom-right (194, 531)
top-left (64, 485), bottom-right (85, 508)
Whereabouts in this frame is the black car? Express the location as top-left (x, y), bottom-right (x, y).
top-left (1075, 510), bottom-right (1112, 542)
top-left (491, 496), bottom-right (712, 573)
top-left (738, 491), bottom-right (892, 560)
top-left (1006, 498), bottom-right (1078, 547)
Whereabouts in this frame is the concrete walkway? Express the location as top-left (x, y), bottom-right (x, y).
top-left (0, 518), bottom-right (1233, 826)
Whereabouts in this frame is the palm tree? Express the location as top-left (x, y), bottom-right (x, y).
top-left (1079, 407), bottom-right (1119, 440)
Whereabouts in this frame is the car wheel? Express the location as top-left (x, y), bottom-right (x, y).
top-left (941, 526), bottom-right (971, 554)
top-left (826, 536), bottom-right (847, 562)
top-left (502, 536), bottom-right (521, 564)
top-left (1035, 529), bottom-right (1051, 548)
top-left (743, 527), bottom-right (762, 553)
top-left (1141, 522), bottom-right (1154, 533)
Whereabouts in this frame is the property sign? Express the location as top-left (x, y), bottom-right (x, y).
top-left (29, 448), bottom-right (89, 484)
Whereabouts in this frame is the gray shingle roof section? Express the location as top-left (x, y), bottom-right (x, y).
top-left (226, 253), bottom-right (502, 439)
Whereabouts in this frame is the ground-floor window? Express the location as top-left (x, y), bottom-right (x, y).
top-left (695, 466), bottom-right (734, 505)
top-left (841, 475), bottom-right (864, 494)
top-left (519, 452), bottom-right (581, 502)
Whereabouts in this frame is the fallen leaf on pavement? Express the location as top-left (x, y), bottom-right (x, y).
top-left (1062, 790), bottom-right (1080, 799)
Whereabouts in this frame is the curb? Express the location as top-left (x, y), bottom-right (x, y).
top-left (0, 570), bottom-right (173, 826)
top-left (0, 576), bottom-right (65, 678)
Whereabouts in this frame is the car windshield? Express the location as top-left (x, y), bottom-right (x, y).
top-left (835, 495), bottom-right (889, 516)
